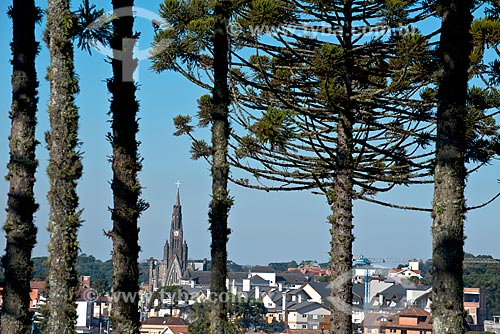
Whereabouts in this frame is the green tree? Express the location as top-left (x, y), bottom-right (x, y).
top-left (44, 0), bottom-right (83, 331)
top-left (155, 2), bottom-right (436, 333)
top-left (106, 1), bottom-right (148, 334)
top-left (1, 1), bottom-right (41, 333)
top-left (207, 2), bottom-right (232, 333)
top-left (153, 1), bottom-right (234, 332)
top-left (268, 261), bottom-right (297, 272)
top-left (431, 0), bottom-right (474, 332)
top-left (225, 3), bottom-right (435, 333)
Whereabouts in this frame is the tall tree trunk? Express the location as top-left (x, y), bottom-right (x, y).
top-left (329, 3), bottom-right (354, 333)
top-left (1, 1), bottom-right (39, 333)
top-left (432, 0), bottom-right (473, 333)
top-left (209, 2), bottom-right (231, 334)
top-left (45, 0), bottom-right (82, 332)
top-left (108, 2), bottom-right (143, 334)
top-left (328, 117), bottom-right (354, 334)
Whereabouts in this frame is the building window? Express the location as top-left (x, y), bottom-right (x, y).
top-left (464, 294), bottom-right (480, 303)
top-left (312, 314), bottom-right (318, 320)
top-left (302, 325), bottom-right (307, 329)
top-left (302, 314), bottom-right (307, 318)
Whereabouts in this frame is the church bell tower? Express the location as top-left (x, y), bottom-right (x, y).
top-left (161, 183), bottom-right (188, 286)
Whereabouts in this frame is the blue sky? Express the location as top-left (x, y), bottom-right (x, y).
top-left (0, 1), bottom-right (499, 267)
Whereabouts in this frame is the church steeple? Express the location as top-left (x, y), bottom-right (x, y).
top-left (175, 181), bottom-right (181, 206)
top-left (150, 184), bottom-right (190, 289)
top-left (167, 183), bottom-right (186, 273)
top-left (171, 183), bottom-right (182, 231)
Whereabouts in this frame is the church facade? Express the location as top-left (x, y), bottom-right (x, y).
top-left (148, 188), bottom-right (189, 290)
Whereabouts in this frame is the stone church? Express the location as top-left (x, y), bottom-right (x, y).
top-left (148, 187), bottom-right (189, 290)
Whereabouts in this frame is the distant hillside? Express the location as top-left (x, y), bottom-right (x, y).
top-left (28, 254), bottom-right (149, 292)
top-left (463, 253), bottom-right (500, 316)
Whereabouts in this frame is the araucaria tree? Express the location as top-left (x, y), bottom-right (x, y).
top-left (152, 1), bottom-right (234, 332)
top-left (208, 2), bottom-right (232, 333)
top-left (226, 3), bottom-right (435, 333)
top-left (107, 2), bottom-right (147, 334)
top-left (2, 1), bottom-right (40, 333)
top-left (431, 0), bottom-right (473, 332)
top-left (154, 2), bottom-right (436, 333)
top-left (45, 0), bottom-right (83, 331)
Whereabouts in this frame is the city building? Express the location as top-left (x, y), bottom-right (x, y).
top-left (139, 316), bottom-right (188, 334)
top-left (362, 306), bottom-right (432, 333)
top-left (148, 187), bottom-right (189, 289)
top-left (464, 287), bottom-right (487, 330)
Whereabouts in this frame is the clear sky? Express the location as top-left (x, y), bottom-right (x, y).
top-left (0, 1), bottom-right (499, 267)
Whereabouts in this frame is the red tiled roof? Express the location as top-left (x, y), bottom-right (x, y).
top-left (168, 325), bottom-right (190, 334)
top-left (142, 316), bottom-right (187, 326)
top-left (30, 281), bottom-right (47, 290)
top-left (278, 330), bottom-right (324, 334)
top-left (382, 307), bottom-right (432, 330)
top-left (362, 312), bottom-right (390, 328)
top-left (397, 306), bottom-right (431, 317)
top-left (363, 307), bottom-right (432, 331)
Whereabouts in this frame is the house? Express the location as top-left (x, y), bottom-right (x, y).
top-left (370, 284), bottom-right (408, 313)
top-left (76, 287), bottom-right (95, 331)
top-left (140, 316), bottom-right (188, 334)
top-left (250, 266), bottom-right (277, 286)
top-left (352, 283), bottom-right (366, 324)
top-left (300, 282), bottom-right (330, 304)
top-left (286, 302), bottom-right (330, 330)
top-left (388, 262), bottom-right (423, 283)
top-left (388, 268), bottom-right (422, 280)
top-left (362, 306), bottom-right (432, 334)
top-left (76, 298), bottom-right (94, 334)
top-left (361, 313), bottom-right (391, 334)
top-left (277, 330), bottom-right (325, 334)
top-left (276, 273), bottom-right (312, 288)
top-left (464, 287), bottom-right (487, 330)
top-left (93, 295), bottom-right (112, 319)
top-left (163, 325), bottom-right (190, 334)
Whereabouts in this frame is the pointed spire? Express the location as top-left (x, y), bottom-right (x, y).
top-left (175, 181), bottom-right (181, 206)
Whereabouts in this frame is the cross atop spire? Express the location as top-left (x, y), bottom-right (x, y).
top-left (175, 181), bottom-right (181, 206)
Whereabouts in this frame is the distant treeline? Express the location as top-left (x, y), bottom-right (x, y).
top-left (25, 254), bottom-right (149, 292)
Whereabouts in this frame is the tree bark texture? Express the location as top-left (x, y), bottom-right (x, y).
top-left (209, 2), bottom-right (231, 334)
top-left (329, 2), bottom-right (354, 334)
top-left (2, 1), bottom-right (39, 333)
top-left (45, 0), bottom-right (82, 332)
top-left (432, 0), bottom-right (473, 333)
top-left (108, 2), bottom-right (142, 334)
